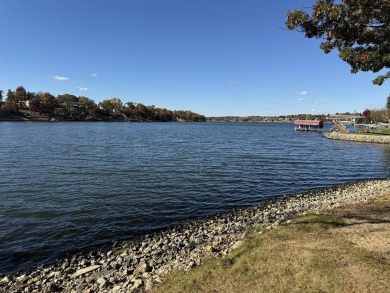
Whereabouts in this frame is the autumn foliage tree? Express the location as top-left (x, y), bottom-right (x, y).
top-left (28, 92), bottom-right (43, 113)
top-left (57, 94), bottom-right (79, 111)
top-left (1, 86), bottom-right (206, 122)
top-left (368, 108), bottom-right (388, 123)
top-left (79, 96), bottom-right (98, 118)
top-left (4, 89), bottom-right (18, 113)
top-left (15, 86), bottom-right (27, 104)
top-left (286, 0), bottom-right (390, 85)
top-left (40, 92), bottom-right (57, 115)
top-left (363, 108), bottom-right (371, 123)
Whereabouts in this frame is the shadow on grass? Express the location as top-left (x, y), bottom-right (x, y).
top-left (329, 201), bottom-right (390, 226)
top-left (291, 214), bottom-right (345, 229)
top-left (292, 213), bottom-right (390, 231)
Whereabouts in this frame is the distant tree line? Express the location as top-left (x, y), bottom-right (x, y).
top-left (0, 86), bottom-right (206, 122)
top-left (361, 108), bottom-right (389, 124)
top-left (208, 110), bottom-right (390, 124)
top-left (207, 114), bottom-right (330, 123)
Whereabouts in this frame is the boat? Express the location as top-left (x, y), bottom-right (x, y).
top-left (294, 120), bottom-right (324, 132)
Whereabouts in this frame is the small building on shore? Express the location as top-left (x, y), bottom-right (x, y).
top-left (294, 120), bottom-right (324, 132)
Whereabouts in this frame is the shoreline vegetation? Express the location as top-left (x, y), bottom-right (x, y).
top-left (0, 86), bottom-right (206, 123)
top-left (1, 179), bottom-right (389, 292)
top-left (0, 86), bottom-right (364, 124)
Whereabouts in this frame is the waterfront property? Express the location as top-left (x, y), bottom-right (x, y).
top-left (294, 120), bottom-right (324, 132)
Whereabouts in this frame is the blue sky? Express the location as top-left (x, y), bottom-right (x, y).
top-left (0, 0), bottom-right (388, 116)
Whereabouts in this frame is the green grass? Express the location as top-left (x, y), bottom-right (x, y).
top-left (352, 128), bottom-right (390, 135)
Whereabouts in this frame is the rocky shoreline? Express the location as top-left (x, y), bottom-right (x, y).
top-left (1, 179), bottom-right (390, 293)
top-left (324, 131), bottom-right (390, 144)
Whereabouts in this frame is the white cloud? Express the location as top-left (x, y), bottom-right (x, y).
top-left (91, 73), bottom-right (98, 77)
top-left (297, 91), bottom-right (309, 96)
top-left (314, 101), bottom-right (325, 104)
top-left (78, 87), bottom-right (88, 91)
top-left (298, 98), bottom-right (305, 101)
top-left (53, 75), bottom-right (69, 81)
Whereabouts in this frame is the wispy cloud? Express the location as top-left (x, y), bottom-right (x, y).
top-left (297, 90), bottom-right (309, 96)
top-left (78, 87), bottom-right (88, 91)
top-left (53, 75), bottom-right (69, 81)
top-left (91, 73), bottom-right (98, 77)
top-left (238, 94), bottom-right (254, 100)
top-left (298, 98), bottom-right (305, 101)
top-left (313, 101), bottom-right (325, 104)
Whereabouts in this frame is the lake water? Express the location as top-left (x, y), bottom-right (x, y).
top-left (1, 122), bottom-right (390, 273)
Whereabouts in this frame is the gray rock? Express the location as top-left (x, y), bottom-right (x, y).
top-left (97, 276), bottom-right (107, 287)
top-left (70, 265), bottom-right (101, 278)
top-left (231, 240), bottom-right (244, 250)
top-left (130, 278), bottom-right (143, 291)
top-left (145, 278), bottom-right (154, 291)
top-left (45, 282), bottom-right (61, 292)
top-left (133, 261), bottom-right (151, 276)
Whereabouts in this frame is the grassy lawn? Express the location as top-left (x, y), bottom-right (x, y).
top-left (152, 195), bottom-right (390, 293)
top-left (353, 128), bottom-right (390, 135)
top-left (373, 127), bottom-right (390, 135)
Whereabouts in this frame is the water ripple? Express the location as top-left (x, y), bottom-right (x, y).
top-left (0, 122), bottom-right (389, 273)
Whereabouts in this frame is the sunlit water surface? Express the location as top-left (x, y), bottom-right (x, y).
top-left (1, 122), bottom-right (389, 273)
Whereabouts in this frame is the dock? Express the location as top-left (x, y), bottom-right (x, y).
top-left (294, 120), bottom-right (324, 132)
